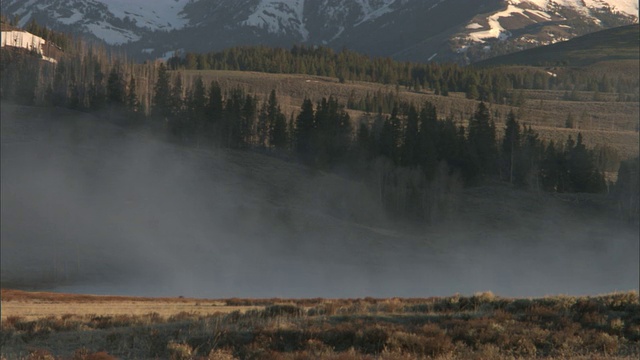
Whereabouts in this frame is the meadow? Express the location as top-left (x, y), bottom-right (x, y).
top-left (1, 290), bottom-right (639, 359)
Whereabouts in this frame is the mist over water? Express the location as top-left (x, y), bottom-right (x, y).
top-left (2, 104), bottom-right (638, 299)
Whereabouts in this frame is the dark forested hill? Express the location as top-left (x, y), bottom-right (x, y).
top-left (476, 24), bottom-right (640, 67)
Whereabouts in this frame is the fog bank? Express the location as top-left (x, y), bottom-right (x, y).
top-left (2, 104), bottom-right (638, 298)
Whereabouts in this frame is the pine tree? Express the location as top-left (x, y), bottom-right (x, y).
top-left (188, 76), bottom-right (207, 123)
top-left (516, 126), bottom-right (542, 188)
top-left (224, 88), bottom-right (245, 148)
top-left (378, 108), bottom-right (401, 165)
top-left (502, 110), bottom-right (521, 183)
top-left (295, 98), bottom-right (315, 161)
top-left (241, 94), bottom-right (257, 148)
top-left (565, 112), bottom-right (574, 129)
top-left (126, 75), bottom-right (139, 113)
top-left (106, 66), bottom-right (125, 106)
top-left (418, 102), bottom-right (438, 178)
top-left (207, 80), bottom-right (223, 116)
top-left (89, 62), bottom-right (106, 110)
top-left (266, 90), bottom-right (288, 149)
top-left (256, 102), bottom-right (270, 149)
top-left (152, 63), bottom-right (172, 120)
top-left (401, 104), bottom-right (420, 167)
top-left (170, 74), bottom-right (184, 118)
top-left (614, 157), bottom-right (640, 222)
top-left (356, 119), bottom-right (372, 161)
top-left (187, 76), bottom-right (207, 144)
top-left (270, 111), bottom-right (288, 149)
top-left (567, 133), bottom-right (604, 193)
top-left (467, 102), bottom-right (497, 180)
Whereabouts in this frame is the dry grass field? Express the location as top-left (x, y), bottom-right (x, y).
top-left (175, 70), bottom-right (639, 159)
top-left (0, 290), bottom-right (261, 322)
top-left (1, 290), bottom-right (639, 359)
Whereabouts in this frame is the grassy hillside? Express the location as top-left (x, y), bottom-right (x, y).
top-left (476, 24), bottom-right (640, 67)
top-left (176, 69), bottom-right (639, 160)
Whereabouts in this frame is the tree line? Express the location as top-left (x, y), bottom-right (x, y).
top-left (146, 72), bottom-right (612, 220)
top-left (150, 64), bottom-right (609, 192)
top-left (166, 45), bottom-right (639, 103)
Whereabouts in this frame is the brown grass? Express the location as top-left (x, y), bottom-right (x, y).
top-left (0, 289), bottom-right (261, 321)
top-left (1, 290), bottom-right (639, 359)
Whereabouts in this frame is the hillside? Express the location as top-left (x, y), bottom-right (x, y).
top-left (476, 24), bottom-right (640, 67)
top-left (172, 69), bottom-right (639, 160)
top-left (1, 103), bottom-right (638, 298)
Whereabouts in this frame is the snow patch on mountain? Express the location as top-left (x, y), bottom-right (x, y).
top-left (585, 0), bottom-right (639, 15)
top-left (467, 5), bottom-right (528, 42)
top-left (55, 9), bottom-right (85, 25)
top-left (242, 0), bottom-right (309, 40)
top-left (84, 22), bottom-right (141, 45)
top-left (509, 0), bottom-right (638, 17)
top-left (354, 0), bottom-right (396, 26)
top-left (467, 0), bottom-right (637, 43)
top-left (95, 0), bottom-right (190, 31)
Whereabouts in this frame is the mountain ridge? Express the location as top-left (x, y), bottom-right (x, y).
top-left (1, 0), bottom-right (637, 62)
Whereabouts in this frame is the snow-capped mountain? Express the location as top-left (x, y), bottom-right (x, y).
top-left (1, 0), bottom-right (637, 62)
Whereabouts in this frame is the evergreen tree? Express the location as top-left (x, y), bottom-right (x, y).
top-left (313, 96), bottom-right (352, 166)
top-left (170, 74), bottom-right (184, 118)
top-left (126, 75), bottom-right (139, 114)
top-left (256, 102), bottom-right (270, 149)
top-left (241, 94), bottom-right (257, 148)
top-left (567, 133), bottom-right (604, 193)
top-left (106, 66), bottom-right (125, 105)
top-left (418, 102), bottom-right (439, 178)
top-left (356, 118), bottom-right (373, 161)
top-left (187, 76), bottom-right (207, 143)
top-left (467, 102), bottom-right (497, 180)
top-left (267, 90), bottom-right (288, 149)
top-left (224, 88), bottom-right (245, 148)
top-left (295, 98), bottom-right (315, 161)
top-left (540, 141), bottom-right (560, 191)
top-left (89, 62), bottom-right (106, 110)
top-left (615, 157), bottom-right (640, 223)
top-left (401, 104), bottom-right (420, 167)
top-left (516, 126), bottom-right (542, 187)
top-left (207, 80), bottom-right (223, 116)
top-left (565, 112), bottom-right (575, 129)
top-left (378, 108), bottom-right (401, 164)
top-left (152, 63), bottom-right (172, 120)
top-left (502, 110), bottom-right (521, 183)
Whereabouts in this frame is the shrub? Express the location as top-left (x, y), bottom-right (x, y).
top-left (356, 325), bottom-right (389, 354)
top-left (26, 349), bottom-right (55, 360)
top-left (207, 348), bottom-right (238, 360)
top-left (524, 304), bottom-right (562, 324)
top-left (72, 348), bottom-right (118, 360)
top-left (167, 341), bottom-right (194, 360)
top-left (585, 330), bottom-right (620, 355)
top-left (263, 305), bottom-right (305, 318)
top-left (2, 316), bottom-right (23, 330)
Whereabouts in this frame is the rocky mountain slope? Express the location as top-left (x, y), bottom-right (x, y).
top-left (1, 0), bottom-right (638, 61)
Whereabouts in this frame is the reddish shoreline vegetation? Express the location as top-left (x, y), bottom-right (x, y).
top-left (1, 290), bottom-right (639, 359)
